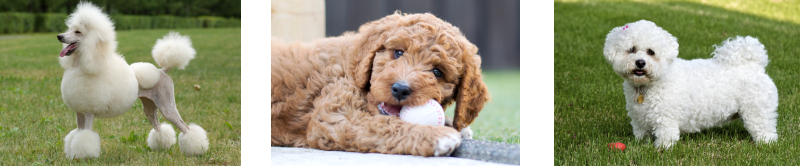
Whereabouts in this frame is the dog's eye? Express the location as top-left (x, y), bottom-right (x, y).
top-left (628, 46), bottom-right (636, 53)
top-left (432, 68), bottom-right (443, 78)
top-left (647, 49), bottom-right (655, 56)
top-left (75, 31), bottom-right (81, 34)
top-left (394, 50), bottom-right (404, 59)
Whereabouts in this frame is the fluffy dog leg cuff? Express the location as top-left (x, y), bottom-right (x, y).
top-left (147, 123), bottom-right (177, 151)
top-left (67, 130), bottom-right (101, 159)
top-left (178, 123), bottom-right (209, 156)
top-left (64, 129), bottom-right (79, 156)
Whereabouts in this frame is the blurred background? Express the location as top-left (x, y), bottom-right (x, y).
top-left (273, 0), bottom-right (520, 144)
top-left (0, 0), bottom-right (240, 34)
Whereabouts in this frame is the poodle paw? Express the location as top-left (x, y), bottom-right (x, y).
top-left (434, 132), bottom-right (461, 156)
top-left (66, 130), bottom-right (101, 159)
top-left (64, 129), bottom-right (79, 156)
top-left (178, 123), bottom-right (209, 156)
top-left (147, 123), bottom-right (177, 151)
top-left (460, 126), bottom-right (473, 139)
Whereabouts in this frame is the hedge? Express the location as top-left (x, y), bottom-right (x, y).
top-left (0, 12), bottom-right (36, 33)
top-left (0, 13), bottom-right (241, 34)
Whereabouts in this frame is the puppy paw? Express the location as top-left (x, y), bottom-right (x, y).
top-left (434, 132), bottom-right (461, 156)
top-left (460, 126), bottom-right (473, 139)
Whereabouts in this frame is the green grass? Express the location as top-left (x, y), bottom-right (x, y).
top-left (446, 70), bottom-right (521, 144)
top-left (0, 28), bottom-right (240, 164)
top-left (556, 0), bottom-right (800, 164)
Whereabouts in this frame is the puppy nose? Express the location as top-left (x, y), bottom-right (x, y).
top-left (57, 34), bottom-right (63, 41)
top-left (391, 83), bottom-right (412, 101)
top-left (635, 60), bottom-right (646, 68)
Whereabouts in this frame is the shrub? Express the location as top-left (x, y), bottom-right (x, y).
top-left (0, 12), bottom-right (36, 33)
top-left (36, 13), bottom-right (69, 33)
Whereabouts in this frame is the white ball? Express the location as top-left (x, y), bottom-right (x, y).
top-left (399, 99), bottom-right (445, 126)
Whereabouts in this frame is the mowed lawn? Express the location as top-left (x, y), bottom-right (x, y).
top-left (556, 0), bottom-right (800, 165)
top-left (0, 28), bottom-right (240, 164)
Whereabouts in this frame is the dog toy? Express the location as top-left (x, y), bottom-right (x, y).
top-left (608, 142), bottom-right (626, 151)
top-left (399, 99), bottom-right (445, 126)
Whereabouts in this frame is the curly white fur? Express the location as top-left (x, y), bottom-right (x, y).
top-left (147, 123), bottom-right (177, 151)
top-left (178, 123), bottom-right (209, 156)
top-left (603, 20), bottom-right (779, 148)
top-left (130, 62), bottom-right (161, 89)
top-left (152, 32), bottom-right (196, 70)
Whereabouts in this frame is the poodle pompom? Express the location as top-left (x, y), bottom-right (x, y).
top-left (64, 129), bottom-right (79, 156)
top-left (130, 62), bottom-right (161, 89)
top-left (152, 32), bottom-right (196, 70)
top-left (67, 130), bottom-right (101, 159)
top-left (147, 123), bottom-right (177, 151)
top-left (178, 123), bottom-right (209, 156)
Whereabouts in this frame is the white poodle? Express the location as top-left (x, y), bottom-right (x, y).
top-left (57, 2), bottom-right (209, 159)
top-left (603, 20), bottom-right (779, 148)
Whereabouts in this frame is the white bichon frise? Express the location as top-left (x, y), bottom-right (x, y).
top-left (603, 20), bottom-right (779, 148)
top-left (57, 2), bottom-right (209, 159)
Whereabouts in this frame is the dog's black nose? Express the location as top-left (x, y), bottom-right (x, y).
top-left (391, 83), bottom-right (412, 101)
top-left (635, 60), bottom-right (646, 68)
top-left (57, 34), bottom-right (63, 41)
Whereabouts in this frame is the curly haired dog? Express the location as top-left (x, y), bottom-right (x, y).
top-left (57, 2), bottom-right (208, 159)
top-left (272, 12), bottom-right (490, 156)
top-left (603, 20), bottom-right (779, 148)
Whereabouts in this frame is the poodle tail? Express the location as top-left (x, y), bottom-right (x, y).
top-left (711, 36), bottom-right (769, 68)
top-left (152, 32), bottom-right (196, 72)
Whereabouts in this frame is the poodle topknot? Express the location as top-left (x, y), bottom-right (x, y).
top-left (603, 20), bottom-right (778, 149)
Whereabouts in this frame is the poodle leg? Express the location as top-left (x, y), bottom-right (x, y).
top-left (139, 73), bottom-right (190, 131)
top-left (82, 112), bottom-right (94, 129)
top-left (142, 98), bottom-right (162, 129)
top-left (140, 74), bottom-right (208, 156)
top-left (66, 112), bottom-right (101, 159)
top-left (64, 112), bottom-right (83, 158)
top-left (76, 112), bottom-right (85, 129)
top-left (141, 97), bottom-right (177, 151)
top-left (306, 79), bottom-right (461, 157)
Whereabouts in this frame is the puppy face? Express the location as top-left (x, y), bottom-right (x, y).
top-left (369, 34), bottom-right (462, 116)
top-left (603, 20), bottom-right (679, 86)
top-left (353, 13), bottom-right (489, 130)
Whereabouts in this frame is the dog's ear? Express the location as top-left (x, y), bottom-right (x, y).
top-left (452, 50), bottom-right (490, 131)
top-left (353, 13), bottom-right (403, 91)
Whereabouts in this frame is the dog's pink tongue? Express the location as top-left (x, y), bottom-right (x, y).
top-left (59, 43), bottom-right (75, 57)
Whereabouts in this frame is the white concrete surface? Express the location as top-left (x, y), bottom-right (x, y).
top-left (271, 147), bottom-right (515, 166)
